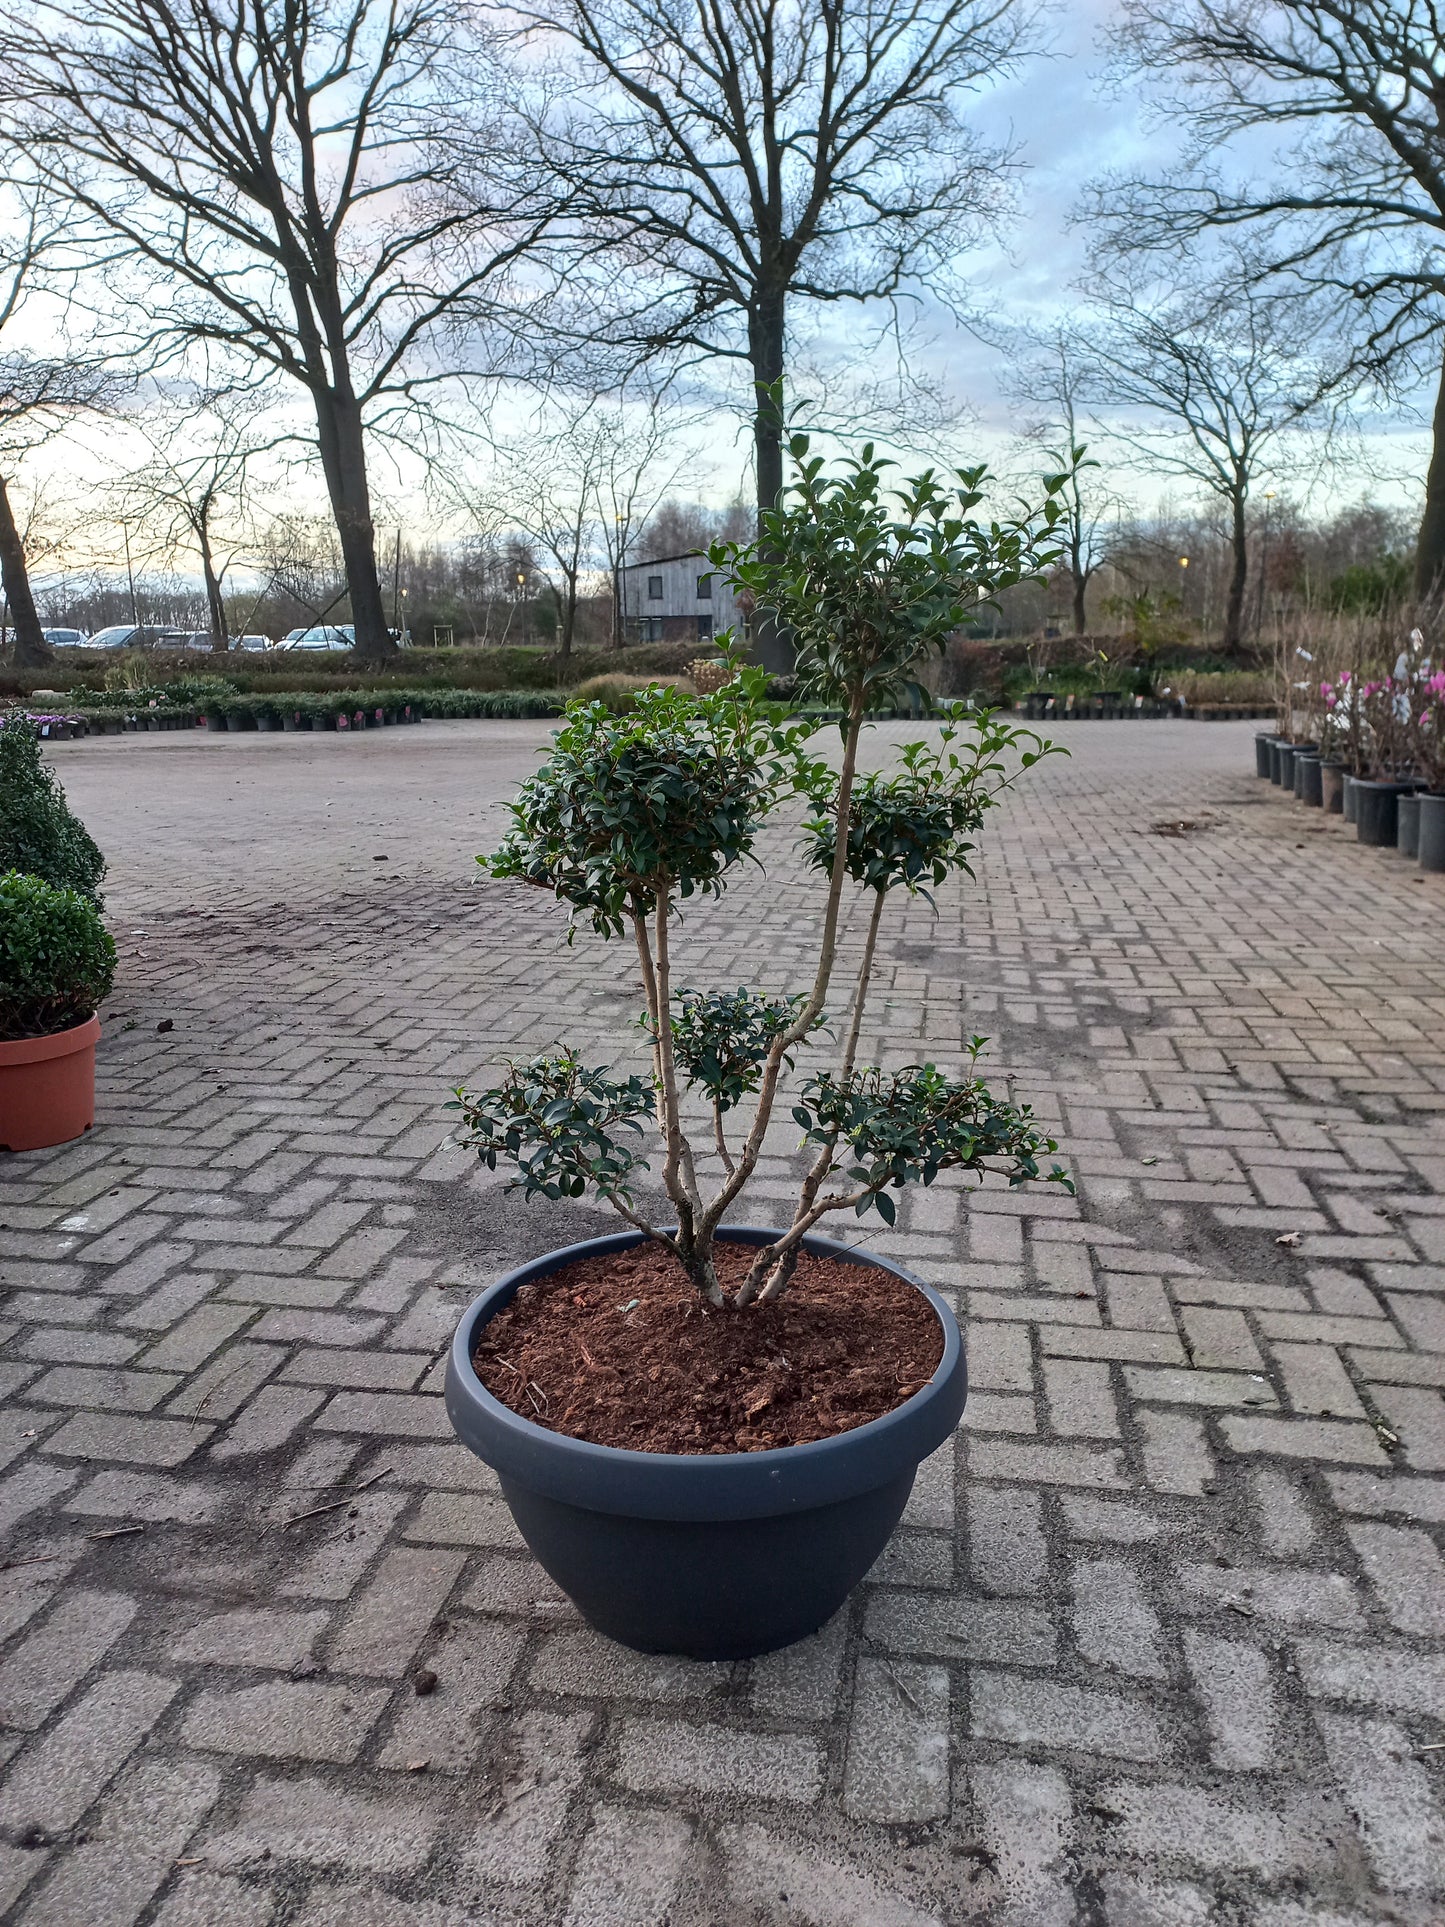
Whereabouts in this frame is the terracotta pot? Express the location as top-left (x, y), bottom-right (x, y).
top-left (0, 1015), bottom-right (100, 1153)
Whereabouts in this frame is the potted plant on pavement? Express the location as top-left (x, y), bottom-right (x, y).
top-left (444, 435), bottom-right (1074, 1658)
top-left (0, 712), bottom-right (106, 903)
top-left (0, 873), bottom-right (117, 1152)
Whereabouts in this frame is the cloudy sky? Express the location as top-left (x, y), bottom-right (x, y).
top-left (4, 0), bottom-right (1432, 595)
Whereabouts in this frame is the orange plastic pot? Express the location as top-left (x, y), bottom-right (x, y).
top-left (0, 1016), bottom-right (100, 1153)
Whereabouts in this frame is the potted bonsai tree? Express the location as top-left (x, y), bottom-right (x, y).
top-left (0, 872), bottom-right (116, 1152)
top-left (444, 433), bottom-right (1074, 1658)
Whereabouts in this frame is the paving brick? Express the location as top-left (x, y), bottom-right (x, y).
top-left (863, 1589), bottom-right (1055, 1666)
top-left (1179, 1306), bottom-right (1264, 1370)
top-left (1175, 1559), bottom-right (1364, 1631)
top-left (149, 1872), bottom-right (276, 1927)
top-left (1251, 1466), bottom-right (1317, 1553)
top-left (1101, 1780), bottom-right (1313, 1876)
top-left (617, 1717), bottom-right (822, 1802)
top-left (1218, 1414), bottom-right (1389, 1466)
top-left (170, 1606), bottom-right (329, 1669)
top-left (1139, 1408), bottom-right (1216, 1496)
top-left (968, 1484), bottom-right (1047, 1593)
top-left (40, 1411), bottom-right (213, 1466)
top-left (1345, 1521), bottom-right (1445, 1635)
top-left (970, 1670), bottom-right (1164, 1762)
top-left (0, 1588), bottom-right (136, 1730)
top-left (1041, 1358), bottom-right (1119, 1436)
top-left (1368, 1384), bottom-right (1445, 1470)
top-left (1293, 1635), bottom-right (1445, 1718)
top-left (204, 1775), bottom-right (440, 1876)
top-left (841, 1658), bottom-right (950, 1823)
top-left (0, 1669), bottom-right (179, 1833)
top-left (749, 1613), bottom-right (848, 1721)
top-left (1072, 1558), bottom-right (1167, 1678)
top-left (1123, 1365), bottom-right (1275, 1407)
top-left (329, 1546), bottom-right (467, 1676)
top-left (1183, 1630), bottom-right (1276, 1769)
top-left (212, 1383), bottom-right (327, 1458)
top-left (16, 1757), bottom-right (221, 1927)
top-left (968, 1760), bottom-right (1074, 1927)
top-left (562, 1804), bottom-right (693, 1927)
top-left (1314, 1710), bottom-right (1445, 1894)
top-left (313, 1392), bottom-right (452, 1437)
top-left (968, 1437), bottom-right (1129, 1489)
top-left (182, 1678), bottom-right (388, 1761)
top-left (461, 1707), bottom-right (591, 1889)
top-left (723, 1820), bottom-right (943, 1927)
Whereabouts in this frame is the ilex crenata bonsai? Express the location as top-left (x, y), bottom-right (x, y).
top-left (453, 433), bottom-right (1076, 1306)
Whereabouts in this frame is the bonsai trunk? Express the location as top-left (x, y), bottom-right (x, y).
top-left (1415, 342), bottom-right (1445, 602)
top-left (0, 475), bottom-right (49, 669)
top-left (1222, 487), bottom-right (1248, 655)
top-left (313, 386), bottom-right (393, 665)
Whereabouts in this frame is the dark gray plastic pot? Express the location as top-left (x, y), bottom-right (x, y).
top-left (1277, 743), bottom-right (1297, 789)
top-left (1297, 756), bottom-right (1323, 807)
top-left (445, 1226), bottom-right (967, 1660)
top-left (1255, 733), bottom-right (1276, 779)
top-left (1320, 762), bottom-right (1344, 814)
top-left (1355, 780), bottom-right (1411, 848)
top-left (1419, 795), bottom-right (1445, 873)
top-left (1343, 774), bottom-right (1359, 824)
top-left (1398, 792), bottom-right (1422, 859)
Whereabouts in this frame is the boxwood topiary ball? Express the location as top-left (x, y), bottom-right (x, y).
top-left (0, 871), bottom-right (117, 1042)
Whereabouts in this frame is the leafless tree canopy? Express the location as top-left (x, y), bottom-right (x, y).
top-left (518, 0), bottom-right (1032, 528)
top-left (1083, 277), bottom-right (1349, 651)
top-left (1095, 0), bottom-right (1445, 592)
top-left (0, 0), bottom-right (552, 659)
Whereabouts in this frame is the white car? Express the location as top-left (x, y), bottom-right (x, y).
top-left (40, 627), bottom-right (88, 647)
top-left (281, 625), bottom-right (354, 652)
top-left (231, 634), bottom-right (272, 653)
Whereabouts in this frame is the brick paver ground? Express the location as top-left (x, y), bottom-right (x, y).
top-left (2, 716), bottom-right (1444, 1925)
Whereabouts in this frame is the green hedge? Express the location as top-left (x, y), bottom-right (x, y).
top-left (0, 715), bottom-right (107, 904)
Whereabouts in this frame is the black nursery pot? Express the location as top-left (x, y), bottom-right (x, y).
top-left (1297, 755), bottom-right (1323, 807)
top-left (445, 1226), bottom-right (967, 1660)
top-left (1355, 780), bottom-right (1412, 848)
top-left (1255, 733), bottom-right (1276, 779)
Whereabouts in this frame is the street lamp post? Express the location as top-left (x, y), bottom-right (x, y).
top-left (1257, 491), bottom-right (1277, 640)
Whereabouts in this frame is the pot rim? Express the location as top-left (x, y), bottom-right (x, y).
top-left (0, 1013), bottom-right (100, 1066)
top-left (445, 1224), bottom-right (965, 1521)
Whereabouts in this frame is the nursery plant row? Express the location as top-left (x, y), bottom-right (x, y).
top-left (1255, 732), bottom-right (1445, 872)
top-left (1019, 689), bottom-right (1275, 721)
top-left (7, 687), bottom-right (569, 738)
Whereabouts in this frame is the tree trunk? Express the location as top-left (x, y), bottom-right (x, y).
top-left (0, 474), bottom-right (49, 669)
top-left (1071, 569), bottom-right (1087, 635)
top-left (1415, 341), bottom-right (1445, 600)
top-left (198, 522), bottom-right (228, 654)
top-left (559, 572), bottom-right (577, 661)
top-left (312, 387), bottom-right (392, 663)
top-left (748, 285), bottom-right (791, 673)
top-left (1223, 486), bottom-right (1248, 654)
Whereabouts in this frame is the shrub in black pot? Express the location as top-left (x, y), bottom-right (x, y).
top-left (446, 430), bottom-right (1074, 1658)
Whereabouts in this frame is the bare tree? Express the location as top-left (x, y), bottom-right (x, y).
top-left (457, 395), bottom-right (705, 652)
top-left (1085, 278), bottom-right (1346, 652)
top-left (517, 0), bottom-right (1033, 534)
top-left (1095, 0), bottom-right (1445, 596)
top-left (0, 180), bottom-right (121, 668)
top-left (1007, 330), bottom-right (1117, 633)
top-left (112, 389), bottom-right (270, 652)
top-left (0, 0), bottom-right (553, 663)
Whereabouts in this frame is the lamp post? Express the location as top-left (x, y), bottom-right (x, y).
top-left (517, 570), bottom-right (527, 647)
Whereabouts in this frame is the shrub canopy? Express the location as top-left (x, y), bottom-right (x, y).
top-left (0, 714), bottom-right (107, 905)
top-left (0, 871), bottom-right (117, 1042)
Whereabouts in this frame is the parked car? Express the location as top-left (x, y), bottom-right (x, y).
top-left (40, 628), bottom-right (89, 648)
top-left (84, 625), bottom-right (150, 650)
top-left (230, 634), bottom-right (272, 653)
top-left (158, 631), bottom-right (216, 652)
top-left (280, 625), bottom-right (354, 652)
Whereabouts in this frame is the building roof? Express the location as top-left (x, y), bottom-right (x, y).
top-left (619, 552), bottom-right (711, 572)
